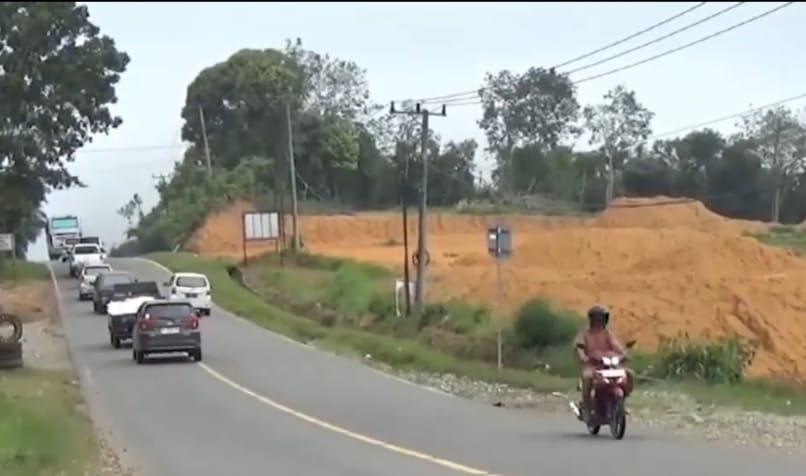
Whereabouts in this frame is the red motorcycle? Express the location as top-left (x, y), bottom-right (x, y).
top-left (569, 340), bottom-right (635, 440)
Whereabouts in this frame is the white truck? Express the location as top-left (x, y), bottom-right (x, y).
top-left (67, 243), bottom-right (106, 278)
top-left (47, 215), bottom-right (82, 260)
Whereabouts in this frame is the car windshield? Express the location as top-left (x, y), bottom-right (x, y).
top-left (84, 266), bottom-right (111, 277)
top-left (176, 276), bottom-right (208, 288)
top-left (145, 303), bottom-right (194, 320)
top-left (73, 245), bottom-right (99, 255)
top-left (100, 274), bottom-right (133, 288)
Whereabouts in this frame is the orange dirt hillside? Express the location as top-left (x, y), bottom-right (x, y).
top-left (187, 197), bottom-right (806, 382)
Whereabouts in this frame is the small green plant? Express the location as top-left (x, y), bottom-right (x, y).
top-left (768, 224), bottom-right (796, 234)
top-left (439, 300), bottom-right (490, 334)
top-left (657, 334), bottom-right (755, 384)
top-left (324, 262), bottom-right (376, 315)
top-left (511, 299), bottom-right (581, 352)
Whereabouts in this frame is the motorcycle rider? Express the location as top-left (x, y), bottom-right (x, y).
top-left (574, 305), bottom-right (634, 422)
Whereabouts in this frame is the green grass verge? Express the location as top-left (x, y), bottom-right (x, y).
top-left (148, 252), bottom-right (574, 392)
top-left (754, 226), bottom-right (806, 252)
top-left (0, 369), bottom-right (100, 476)
top-left (148, 252), bottom-right (806, 415)
top-left (0, 260), bottom-right (50, 283)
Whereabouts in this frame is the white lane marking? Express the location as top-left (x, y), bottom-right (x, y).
top-left (132, 257), bottom-right (457, 399)
top-left (198, 362), bottom-right (502, 475)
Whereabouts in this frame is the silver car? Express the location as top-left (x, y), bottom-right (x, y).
top-left (131, 299), bottom-right (202, 364)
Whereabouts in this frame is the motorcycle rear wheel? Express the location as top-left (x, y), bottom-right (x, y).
top-left (587, 423), bottom-right (601, 435)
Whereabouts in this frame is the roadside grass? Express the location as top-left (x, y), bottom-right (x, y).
top-left (0, 369), bottom-right (99, 476)
top-left (752, 225), bottom-right (806, 253)
top-left (149, 252), bottom-right (574, 393)
top-left (149, 252), bottom-right (806, 415)
top-left (0, 260), bottom-right (50, 283)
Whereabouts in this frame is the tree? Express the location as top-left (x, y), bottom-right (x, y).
top-left (180, 48), bottom-right (301, 170)
top-left (478, 67), bottom-right (579, 193)
top-left (739, 106), bottom-right (806, 222)
top-left (429, 140), bottom-right (478, 206)
top-left (117, 193), bottom-right (144, 230)
top-left (284, 38), bottom-right (370, 120)
top-left (583, 85), bottom-right (654, 204)
top-left (0, 2), bottom-right (129, 255)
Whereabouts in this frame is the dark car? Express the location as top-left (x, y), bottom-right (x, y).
top-left (92, 271), bottom-right (135, 314)
top-left (107, 282), bottom-right (162, 348)
top-left (132, 300), bottom-right (202, 364)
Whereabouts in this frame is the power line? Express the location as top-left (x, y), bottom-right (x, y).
top-left (650, 90), bottom-right (806, 140)
top-left (566, 2), bottom-right (745, 75)
top-left (71, 89), bottom-right (806, 165)
top-left (554, 2), bottom-right (709, 69)
top-left (574, 2), bottom-right (793, 84)
top-left (405, 2), bottom-right (792, 105)
top-left (424, 90), bottom-right (806, 191)
top-left (414, 2), bottom-right (710, 104)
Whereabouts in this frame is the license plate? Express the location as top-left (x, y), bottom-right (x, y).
top-left (185, 293), bottom-right (197, 298)
top-left (597, 368), bottom-right (626, 378)
top-left (160, 327), bottom-right (180, 335)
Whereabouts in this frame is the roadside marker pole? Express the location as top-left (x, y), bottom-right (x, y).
top-left (487, 226), bottom-right (512, 371)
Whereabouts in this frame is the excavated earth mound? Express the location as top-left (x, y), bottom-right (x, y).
top-left (187, 197), bottom-right (806, 381)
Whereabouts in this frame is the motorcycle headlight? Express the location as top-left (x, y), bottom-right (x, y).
top-left (610, 356), bottom-right (620, 366)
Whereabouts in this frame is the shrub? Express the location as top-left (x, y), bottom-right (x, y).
top-left (657, 334), bottom-right (755, 384)
top-left (324, 263), bottom-right (376, 315)
top-left (368, 293), bottom-right (397, 320)
top-left (440, 301), bottom-right (490, 334)
top-left (511, 299), bottom-right (580, 352)
top-left (414, 300), bottom-right (490, 333)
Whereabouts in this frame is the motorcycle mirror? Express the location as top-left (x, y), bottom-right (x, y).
top-left (625, 340), bottom-right (636, 349)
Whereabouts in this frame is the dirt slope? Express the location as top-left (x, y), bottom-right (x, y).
top-left (187, 197), bottom-right (806, 381)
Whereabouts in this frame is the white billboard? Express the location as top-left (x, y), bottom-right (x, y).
top-left (243, 212), bottom-right (279, 240)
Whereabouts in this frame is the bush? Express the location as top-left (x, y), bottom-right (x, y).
top-left (324, 262), bottom-right (376, 315)
top-left (511, 299), bottom-right (580, 352)
top-left (657, 334), bottom-right (755, 384)
top-left (440, 301), bottom-right (490, 334)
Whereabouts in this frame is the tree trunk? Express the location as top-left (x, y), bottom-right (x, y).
top-left (605, 153), bottom-right (614, 205)
top-left (579, 170), bottom-right (587, 205)
top-left (772, 187), bottom-right (782, 223)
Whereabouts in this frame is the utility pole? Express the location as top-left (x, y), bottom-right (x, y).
top-left (389, 101), bottom-right (446, 314)
top-left (198, 105), bottom-right (212, 178)
top-left (285, 101), bottom-right (301, 251)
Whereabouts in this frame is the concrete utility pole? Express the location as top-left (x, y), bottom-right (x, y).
top-left (389, 101), bottom-right (446, 314)
top-left (198, 105), bottom-right (212, 178)
top-left (285, 102), bottom-right (301, 251)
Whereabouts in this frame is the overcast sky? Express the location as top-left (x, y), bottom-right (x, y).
top-left (31, 1), bottom-right (803, 259)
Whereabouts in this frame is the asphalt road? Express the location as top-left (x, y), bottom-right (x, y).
top-left (54, 258), bottom-right (804, 476)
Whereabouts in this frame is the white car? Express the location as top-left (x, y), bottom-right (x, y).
top-left (78, 263), bottom-right (113, 301)
top-left (68, 244), bottom-right (106, 277)
top-left (164, 272), bottom-right (212, 316)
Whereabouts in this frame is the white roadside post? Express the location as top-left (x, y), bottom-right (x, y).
top-left (487, 225), bottom-right (512, 371)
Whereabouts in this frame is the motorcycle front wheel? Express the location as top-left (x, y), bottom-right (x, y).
top-left (609, 400), bottom-right (626, 440)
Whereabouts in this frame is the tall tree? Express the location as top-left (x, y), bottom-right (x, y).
top-left (0, 2), bottom-right (129, 255)
top-left (739, 106), bottom-right (806, 222)
top-left (583, 85), bottom-right (654, 204)
top-left (478, 67), bottom-right (579, 192)
top-left (180, 48), bottom-right (301, 170)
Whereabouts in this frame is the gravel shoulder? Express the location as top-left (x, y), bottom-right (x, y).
top-left (368, 361), bottom-right (806, 457)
